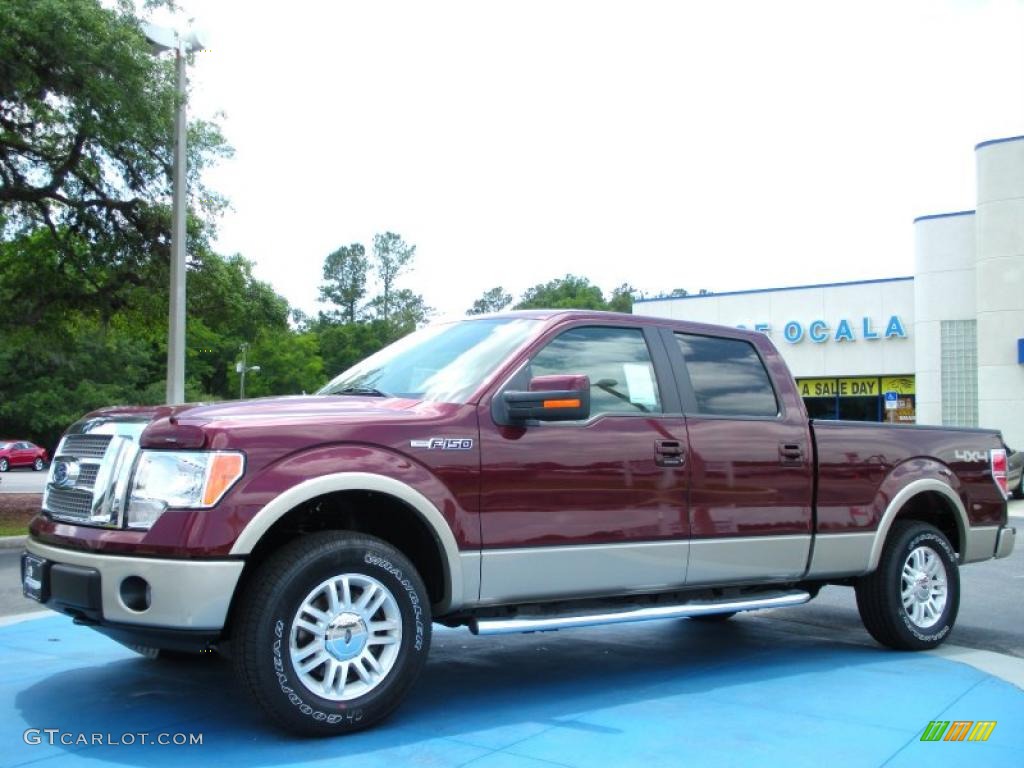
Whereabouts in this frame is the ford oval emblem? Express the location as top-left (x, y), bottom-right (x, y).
top-left (52, 460), bottom-right (80, 488)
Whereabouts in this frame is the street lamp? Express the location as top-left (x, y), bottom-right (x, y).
top-left (236, 343), bottom-right (261, 399)
top-left (141, 22), bottom-right (209, 405)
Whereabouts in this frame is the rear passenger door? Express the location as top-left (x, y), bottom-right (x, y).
top-left (662, 330), bottom-right (813, 585)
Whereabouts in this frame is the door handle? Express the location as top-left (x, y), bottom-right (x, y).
top-left (779, 443), bottom-right (804, 464)
top-left (655, 440), bottom-right (685, 467)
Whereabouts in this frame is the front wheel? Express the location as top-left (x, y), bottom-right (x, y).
top-left (0, 459), bottom-right (8, 472)
top-left (33, 458), bottom-right (45, 471)
top-left (232, 532), bottom-right (432, 735)
top-left (855, 520), bottom-right (960, 650)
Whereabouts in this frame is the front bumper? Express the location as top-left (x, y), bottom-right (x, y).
top-left (24, 538), bottom-right (244, 631)
top-left (995, 525), bottom-right (1016, 559)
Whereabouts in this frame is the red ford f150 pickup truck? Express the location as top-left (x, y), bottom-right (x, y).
top-left (22, 310), bottom-right (1016, 734)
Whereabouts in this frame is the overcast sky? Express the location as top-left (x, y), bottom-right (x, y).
top-left (151, 0), bottom-right (1024, 319)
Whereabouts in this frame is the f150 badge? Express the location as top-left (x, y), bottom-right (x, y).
top-left (410, 438), bottom-right (474, 450)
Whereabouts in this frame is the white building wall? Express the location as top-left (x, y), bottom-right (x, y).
top-left (637, 280), bottom-right (915, 380)
top-left (913, 212), bottom-right (976, 426)
top-left (975, 136), bottom-right (1024, 448)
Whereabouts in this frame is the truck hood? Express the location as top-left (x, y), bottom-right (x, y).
top-left (82, 396), bottom-right (460, 449)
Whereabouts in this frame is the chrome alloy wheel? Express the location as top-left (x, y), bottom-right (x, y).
top-left (289, 573), bottom-right (402, 701)
top-left (900, 545), bottom-right (948, 629)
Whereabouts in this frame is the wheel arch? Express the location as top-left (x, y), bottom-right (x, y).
top-left (229, 473), bottom-right (465, 615)
top-left (868, 479), bottom-right (967, 571)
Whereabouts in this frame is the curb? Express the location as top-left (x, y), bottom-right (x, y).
top-left (928, 644), bottom-right (1024, 691)
top-left (0, 535), bottom-right (27, 550)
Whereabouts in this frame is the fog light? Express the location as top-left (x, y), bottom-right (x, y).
top-left (120, 576), bottom-right (151, 612)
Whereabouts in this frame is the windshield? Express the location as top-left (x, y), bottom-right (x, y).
top-left (319, 318), bottom-right (540, 404)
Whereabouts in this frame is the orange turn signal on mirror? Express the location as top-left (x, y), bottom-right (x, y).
top-left (202, 452), bottom-right (245, 506)
top-left (543, 399), bottom-right (581, 409)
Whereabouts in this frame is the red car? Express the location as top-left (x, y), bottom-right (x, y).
top-left (0, 441), bottom-right (48, 472)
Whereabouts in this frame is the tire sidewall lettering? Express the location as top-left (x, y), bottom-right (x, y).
top-left (364, 552), bottom-right (425, 652)
top-left (263, 545), bottom-right (429, 727)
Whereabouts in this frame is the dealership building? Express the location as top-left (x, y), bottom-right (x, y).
top-left (636, 135), bottom-right (1024, 449)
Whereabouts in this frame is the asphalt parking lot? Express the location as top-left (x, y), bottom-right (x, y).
top-left (0, 506), bottom-right (1020, 767)
top-left (0, 471), bottom-right (47, 494)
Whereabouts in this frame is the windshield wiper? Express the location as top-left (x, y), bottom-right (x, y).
top-left (331, 386), bottom-right (391, 397)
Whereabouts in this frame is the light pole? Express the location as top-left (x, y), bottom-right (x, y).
top-left (141, 22), bottom-right (208, 404)
top-left (236, 343), bottom-right (261, 399)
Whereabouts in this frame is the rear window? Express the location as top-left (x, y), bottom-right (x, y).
top-left (675, 333), bottom-right (778, 417)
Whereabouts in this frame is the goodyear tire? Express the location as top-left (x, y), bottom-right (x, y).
top-left (855, 520), bottom-right (959, 650)
top-left (233, 532), bottom-right (431, 735)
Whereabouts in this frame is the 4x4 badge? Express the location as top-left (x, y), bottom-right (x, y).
top-left (410, 438), bottom-right (473, 450)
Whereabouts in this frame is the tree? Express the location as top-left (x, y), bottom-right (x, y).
top-left (608, 283), bottom-right (636, 314)
top-left (319, 243), bottom-right (368, 323)
top-left (0, 0), bottom-right (231, 303)
top-left (515, 274), bottom-right (608, 310)
top-left (240, 329), bottom-right (324, 398)
top-left (316, 321), bottom-right (393, 380)
top-left (467, 286), bottom-right (512, 315)
top-left (370, 232), bottom-right (416, 323)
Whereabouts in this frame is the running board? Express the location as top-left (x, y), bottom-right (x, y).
top-left (470, 589), bottom-right (811, 636)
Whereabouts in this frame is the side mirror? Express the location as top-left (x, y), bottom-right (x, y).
top-left (500, 374), bottom-right (591, 423)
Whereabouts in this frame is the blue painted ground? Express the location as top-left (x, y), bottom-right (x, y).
top-left (1, 613), bottom-right (1022, 767)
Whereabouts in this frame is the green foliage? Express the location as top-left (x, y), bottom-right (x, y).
top-left (0, 316), bottom-right (162, 450)
top-left (515, 274), bottom-right (609, 310)
top-left (608, 283), bottom-right (636, 313)
top-left (467, 286), bottom-right (512, 315)
top-left (0, 230), bottom-right (293, 449)
top-left (319, 243), bottom-right (368, 323)
top-left (0, 0), bottom-right (658, 451)
top-left (0, 0), bottom-right (230, 278)
top-left (370, 232), bottom-right (416, 324)
top-left (311, 231), bottom-right (432, 381)
top-left (239, 330), bottom-right (324, 398)
top-left (315, 321), bottom-right (394, 381)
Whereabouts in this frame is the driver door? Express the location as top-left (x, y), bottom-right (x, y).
top-left (477, 323), bottom-right (690, 604)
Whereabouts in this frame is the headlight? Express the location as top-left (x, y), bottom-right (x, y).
top-left (126, 451), bottom-right (245, 529)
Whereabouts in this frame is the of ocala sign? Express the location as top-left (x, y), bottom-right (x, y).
top-left (737, 316), bottom-right (908, 344)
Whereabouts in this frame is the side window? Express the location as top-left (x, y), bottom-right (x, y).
top-left (675, 333), bottom-right (778, 417)
top-left (530, 326), bottom-right (662, 416)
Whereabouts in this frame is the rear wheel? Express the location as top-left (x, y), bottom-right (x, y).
top-left (855, 520), bottom-right (959, 650)
top-left (0, 459), bottom-right (8, 472)
top-left (233, 531), bottom-right (432, 735)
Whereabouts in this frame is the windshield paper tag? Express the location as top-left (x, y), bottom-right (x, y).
top-left (410, 438), bottom-right (474, 450)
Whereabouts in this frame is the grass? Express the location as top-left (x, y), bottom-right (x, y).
top-left (0, 494), bottom-right (41, 537)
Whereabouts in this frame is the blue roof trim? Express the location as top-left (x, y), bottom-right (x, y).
top-left (634, 276), bottom-right (914, 303)
top-left (913, 210), bottom-right (975, 223)
top-left (975, 135), bottom-right (1024, 151)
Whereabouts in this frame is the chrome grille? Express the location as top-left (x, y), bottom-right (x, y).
top-left (44, 422), bottom-right (144, 526)
top-left (44, 488), bottom-right (95, 520)
top-left (61, 434), bottom-right (112, 459)
top-left (78, 465), bottom-right (100, 488)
